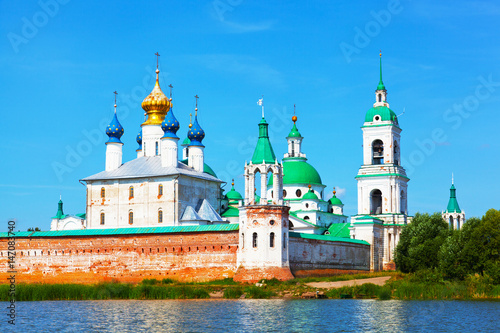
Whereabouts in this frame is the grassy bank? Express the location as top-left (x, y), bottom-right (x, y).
top-left (1, 272), bottom-right (499, 301)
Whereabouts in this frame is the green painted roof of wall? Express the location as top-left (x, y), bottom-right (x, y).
top-left (0, 224), bottom-right (239, 238)
top-left (289, 231), bottom-right (369, 245)
top-left (179, 159), bottom-right (217, 178)
top-left (221, 206), bottom-right (240, 218)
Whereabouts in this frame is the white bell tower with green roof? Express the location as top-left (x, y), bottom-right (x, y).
top-left (442, 174), bottom-right (466, 230)
top-left (351, 52), bottom-right (410, 271)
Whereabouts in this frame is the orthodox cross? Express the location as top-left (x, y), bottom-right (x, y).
top-left (155, 52), bottom-right (160, 69)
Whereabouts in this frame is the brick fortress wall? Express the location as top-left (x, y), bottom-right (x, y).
top-left (289, 236), bottom-right (370, 277)
top-left (0, 230), bottom-right (239, 284)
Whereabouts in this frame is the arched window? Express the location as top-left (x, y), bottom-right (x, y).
top-left (283, 189), bottom-right (287, 198)
top-left (158, 210), bottom-right (163, 223)
top-left (296, 189), bottom-right (302, 198)
top-left (101, 187), bottom-right (105, 198)
top-left (370, 189), bottom-right (382, 215)
top-left (304, 216), bottom-right (310, 220)
top-left (143, 142), bottom-right (146, 156)
top-left (252, 232), bottom-right (258, 248)
top-left (242, 233), bottom-right (244, 249)
top-left (394, 141), bottom-right (399, 165)
top-left (158, 184), bottom-right (163, 196)
top-left (100, 213), bottom-right (105, 225)
top-left (400, 190), bottom-right (406, 214)
top-left (283, 233), bottom-right (286, 249)
top-left (129, 211), bottom-right (134, 225)
top-left (289, 221), bottom-right (294, 230)
top-left (271, 190), bottom-right (273, 198)
top-left (155, 142), bottom-right (159, 156)
top-left (291, 141), bottom-right (295, 156)
top-left (449, 216), bottom-right (453, 229)
top-left (270, 232), bottom-right (275, 248)
top-left (457, 216), bottom-right (461, 230)
top-left (378, 93), bottom-right (382, 102)
top-left (186, 147), bottom-right (189, 158)
top-left (372, 140), bottom-right (384, 165)
top-left (129, 186), bottom-right (134, 199)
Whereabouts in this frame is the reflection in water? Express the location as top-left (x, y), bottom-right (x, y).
top-left (2, 299), bottom-right (499, 332)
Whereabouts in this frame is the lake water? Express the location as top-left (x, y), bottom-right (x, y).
top-left (1, 299), bottom-right (499, 332)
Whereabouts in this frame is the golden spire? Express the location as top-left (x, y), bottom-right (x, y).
top-left (168, 84), bottom-right (173, 101)
top-left (189, 113), bottom-right (193, 128)
top-left (141, 52), bottom-right (170, 126)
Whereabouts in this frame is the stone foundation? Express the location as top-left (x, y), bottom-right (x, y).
top-left (233, 266), bottom-right (294, 283)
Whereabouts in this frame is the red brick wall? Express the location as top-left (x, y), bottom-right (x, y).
top-left (0, 231), bottom-right (239, 284)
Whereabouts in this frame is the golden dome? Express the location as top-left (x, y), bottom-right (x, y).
top-left (141, 69), bottom-right (170, 126)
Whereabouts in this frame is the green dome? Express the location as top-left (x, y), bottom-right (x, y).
top-left (303, 189), bottom-right (318, 200)
top-left (365, 106), bottom-right (398, 123)
top-left (181, 137), bottom-right (191, 146)
top-left (269, 158), bottom-right (323, 186)
top-left (287, 123), bottom-right (301, 138)
top-left (180, 159), bottom-right (217, 178)
top-left (225, 188), bottom-right (243, 202)
top-left (329, 195), bottom-right (343, 205)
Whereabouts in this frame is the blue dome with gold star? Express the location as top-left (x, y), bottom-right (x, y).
top-left (106, 112), bottom-right (124, 144)
top-left (188, 115), bottom-right (205, 146)
top-left (162, 106), bottom-right (180, 139)
top-left (136, 130), bottom-right (142, 149)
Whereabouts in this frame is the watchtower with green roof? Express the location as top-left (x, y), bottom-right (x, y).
top-left (442, 175), bottom-right (466, 230)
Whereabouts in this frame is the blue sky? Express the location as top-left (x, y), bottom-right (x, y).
top-left (1, 0), bottom-right (499, 231)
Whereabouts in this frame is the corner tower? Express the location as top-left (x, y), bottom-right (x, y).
top-left (235, 99), bottom-right (293, 282)
top-left (442, 175), bottom-right (466, 230)
top-left (351, 52), bottom-right (410, 271)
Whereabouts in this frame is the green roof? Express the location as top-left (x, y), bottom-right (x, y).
top-left (289, 231), bottom-right (369, 245)
top-left (180, 159), bottom-right (217, 178)
top-left (251, 118), bottom-right (277, 164)
top-left (365, 105), bottom-right (397, 123)
top-left (303, 189), bottom-right (319, 200)
top-left (0, 224), bottom-right (239, 239)
top-left (181, 137), bottom-right (191, 146)
top-left (269, 158), bottom-right (323, 186)
top-left (446, 184), bottom-right (461, 213)
top-left (329, 195), bottom-right (343, 205)
top-left (327, 223), bottom-right (351, 238)
top-left (377, 53), bottom-right (385, 91)
top-left (225, 184), bottom-right (243, 202)
top-left (287, 123), bottom-right (301, 138)
top-left (76, 213), bottom-right (86, 219)
top-left (52, 199), bottom-right (67, 219)
top-left (221, 206), bottom-right (240, 218)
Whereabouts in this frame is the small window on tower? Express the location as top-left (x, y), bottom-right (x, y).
top-left (252, 233), bottom-right (258, 248)
top-left (372, 140), bottom-right (384, 165)
top-left (155, 142), bottom-right (159, 156)
top-left (158, 210), bottom-right (163, 223)
top-left (270, 232), bottom-right (275, 248)
top-left (101, 187), bottom-right (105, 198)
top-left (283, 189), bottom-right (287, 198)
top-left (129, 211), bottom-right (134, 225)
top-left (100, 213), bottom-right (105, 225)
top-left (296, 189), bottom-right (302, 198)
top-left (129, 186), bottom-right (134, 199)
top-left (158, 184), bottom-right (163, 196)
top-left (378, 94), bottom-right (382, 102)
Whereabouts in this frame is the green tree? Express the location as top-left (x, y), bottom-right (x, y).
top-left (438, 217), bottom-right (481, 280)
top-left (395, 212), bottom-right (451, 273)
top-left (439, 209), bottom-right (499, 282)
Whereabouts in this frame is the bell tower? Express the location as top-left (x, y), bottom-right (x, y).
top-left (351, 52), bottom-right (410, 271)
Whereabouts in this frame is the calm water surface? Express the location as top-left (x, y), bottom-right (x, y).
top-left (1, 299), bottom-right (499, 332)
